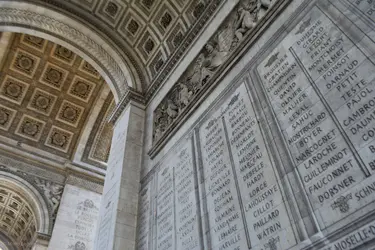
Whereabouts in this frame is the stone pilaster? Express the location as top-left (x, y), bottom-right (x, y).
top-left (48, 178), bottom-right (101, 250)
top-left (95, 100), bottom-right (145, 250)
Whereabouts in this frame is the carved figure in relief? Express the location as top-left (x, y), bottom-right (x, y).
top-left (152, 0), bottom-right (276, 144)
top-left (235, 2), bottom-right (258, 41)
top-left (166, 99), bottom-right (178, 123)
top-left (188, 54), bottom-right (206, 91)
top-left (35, 178), bottom-right (63, 216)
top-left (178, 82), bottom-right (193, 108)
top-left (153, 107), bottom-right (167, 141)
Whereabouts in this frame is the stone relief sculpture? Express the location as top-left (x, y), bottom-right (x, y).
top-left (35, 178), bottom-right (63, 218)
top-left (153, 0), bottom-right (275, 143)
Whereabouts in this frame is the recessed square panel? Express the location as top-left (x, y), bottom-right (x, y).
top-left (166, 21), bottom-right (186, 53)
top-left (39, 62), bottom-right (68, 90)
top-left (0, 75), bottom-right (30, 105)
top-left (20, 34), bottom-right (47, 52)
top-left (96, 0), bottom-right (127, 26)
top-left (136, 29), bottom-right (159, 63)
top-left (27, 88), bottom-right (57, 116)
top-left (10, 49), bottom-right (40, 78)
top-left (147, 49), bottom-right (166, 78)
top-left (51, 44), bottom-right (76, 65)
top-left (68, 76), bottom-right (95, 102)
top-left (56, 100), bottom-right (84, 127)
top-left (152, 3), bottom-right (177, 36)
top-left (118, 11), bottom-right (146, 46)
top-left (15, 115), bottom-right (45, 141)
top-left (45, 126), bottom-right (73, 153)
top-left (78, 60), bottom-right (100, 79)
top-left (185, 0), bottom-right (206, 24)
top-left (0, 105), bottom-right (16, 131)
top-left (132, 0), bottom-right (158, 18)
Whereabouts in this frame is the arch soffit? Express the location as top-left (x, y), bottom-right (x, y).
top-left (0, 172), bottom-right (51, 235)
top-left (0, 1), bottom-right (141, 102)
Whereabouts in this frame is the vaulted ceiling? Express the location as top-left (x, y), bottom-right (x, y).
top-left (0, 0), bottom-right (223, 173)
top-left (25, 0), bottom-right (222, 90)
top-left (0, 32), bottom-right (114, 169)
top-left (0, 186), bottom-right (37, 250)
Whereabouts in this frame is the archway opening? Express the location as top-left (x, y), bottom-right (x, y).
top-left (0, 185), bottom-right (38, 250)
top-left (0, 1), bottom-right (143, 102)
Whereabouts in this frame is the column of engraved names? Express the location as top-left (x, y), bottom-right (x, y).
top-left (256, 8), bottom-right (366, 227)
top-left (200, 115), bottom-right (248, 250)
top-left (223, 84), bottom-right (297, 249)
top-left (156, 166), bottom-right (175, 250)
top-left (292, 6), bottom-right (375, 175)
top-left (74, 199), bottom-right (99, 245)
top-left (137, 185), bottom-right (151, 250)
top-left (174, 142), bottom-right (201, 250)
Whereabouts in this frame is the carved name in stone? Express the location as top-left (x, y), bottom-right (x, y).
top-left (255, 0), bottom-right (375, 229)
top-left (48, 184), bottom-right (101, 250)
top-left (144, 0), bottom-right (375, 249)
top-left (199, 83), bottom-right (296, 250)
top-left (155, 138), bottom-right (202, 250)
top-left (137, 185), bottom-right (151, 250)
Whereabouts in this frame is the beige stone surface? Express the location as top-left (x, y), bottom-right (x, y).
top-left (48, 184), bottom-right (101, 250)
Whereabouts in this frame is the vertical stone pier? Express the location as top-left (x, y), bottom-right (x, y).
top-left (95, 98), bottom-right (145, 250)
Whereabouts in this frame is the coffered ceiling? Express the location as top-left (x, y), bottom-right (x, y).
top-left (27, 0), bottom-right (222, 89)
top-left (0, 186), bottom-right (37, 250)
top-left (0, 33), bottom-right (112, 163)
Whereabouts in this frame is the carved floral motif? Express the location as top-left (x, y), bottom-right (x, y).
top-left (153, 0), bottom-right (276, 142)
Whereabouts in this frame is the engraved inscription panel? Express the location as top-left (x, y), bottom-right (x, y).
top-left (156, 139), bottom-right (201, 250)
top-left (156, 164), bottom-right (175, 250)
top-left (137, 185), bottom-right (151, 250)
top-left (199, 83), bottom-right (297, 250)
top-left (143, 0), bottom-right (375, 249)
top-left (256, 0), bottom-right (375, 230)
top-left (174, 144), bottom-right (201, 250)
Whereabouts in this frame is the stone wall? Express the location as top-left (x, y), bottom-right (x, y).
top-left (48, 184), bottom-right (101, 250)
top-left (139, 0), bottom-right (375, 249)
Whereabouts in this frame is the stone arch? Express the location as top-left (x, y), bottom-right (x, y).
top-left (0, 1), bottom-right (142, 102)
top-left (0, 171), bottom-right (51, 249)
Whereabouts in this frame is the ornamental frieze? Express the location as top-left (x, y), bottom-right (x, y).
top-left (152, 0), bottom-right (277, 146)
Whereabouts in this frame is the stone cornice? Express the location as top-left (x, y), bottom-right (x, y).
top-left (108, 88), bottom-right (145, 125)
top-left (34, 232), bottom-right (51, 242)
top-left (65, 171), bottom-right (104, 194)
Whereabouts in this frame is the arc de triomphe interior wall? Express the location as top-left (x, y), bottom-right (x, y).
top-left (140, 0), bottom-right (375, 249)
top-left (1, 0), bottom-right (375, 250)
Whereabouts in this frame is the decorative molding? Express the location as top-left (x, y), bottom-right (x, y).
top-left (149, 0), bottom-right (291, 157)
top-left (34, 232), bottom-right (51, 243)
top-left (108, 88), bottom-right (145, 125)
top-left (0, 5), bottom-right (129, 98)
top-left (144, 0), bottom-right (225, 97)
top-left (65, 174), bottom-right (104, 194)
top-left (82, 93), bottom-right (115, 169)
top-left (0, 165), bottom-right (63, 234)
